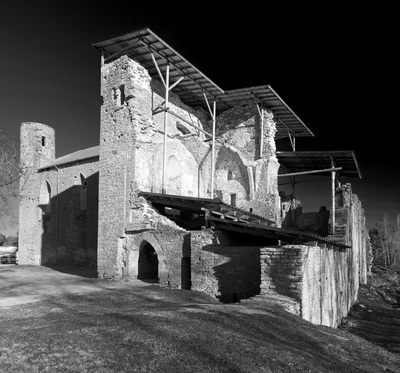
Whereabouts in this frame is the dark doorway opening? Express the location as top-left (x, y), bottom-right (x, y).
top-left (138, 242), bottom-right (159, 282)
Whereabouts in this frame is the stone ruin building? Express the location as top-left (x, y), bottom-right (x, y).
top-left (18, 28), bottom-right (371, 328)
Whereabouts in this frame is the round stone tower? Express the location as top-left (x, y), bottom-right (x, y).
top-left (20, 122), bottom-right (55, 170)
top-left (18, 122), bottom-right (56, 265)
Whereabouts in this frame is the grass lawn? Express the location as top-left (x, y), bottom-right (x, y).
top-left (1, 265), bottom-right (400, 372)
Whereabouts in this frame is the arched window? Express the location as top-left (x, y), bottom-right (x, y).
top-left (80, 173), bottom-right (87, 210)
top-left (39, 180), bottom-right (52, 214)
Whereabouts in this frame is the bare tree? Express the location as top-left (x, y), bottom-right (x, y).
top-left (370, 213), bottom-right (400, 269)
top-left (0, 128), bottom-right (20, 234)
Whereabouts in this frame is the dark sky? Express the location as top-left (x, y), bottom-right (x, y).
top-left (1, 1), bottom-right (398, 225)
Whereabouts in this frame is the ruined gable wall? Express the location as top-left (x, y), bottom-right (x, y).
top-left (98, 55), bottom-right (210, 278)
top-left (211, 105), bottom-right (280, 222)
top-left (98, 55), bottom-right (149, 278)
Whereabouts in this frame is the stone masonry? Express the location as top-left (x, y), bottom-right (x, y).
top-left (257, 185), bottom-right (371, 328)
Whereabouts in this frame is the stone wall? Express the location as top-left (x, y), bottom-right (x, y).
top-left (259, 185), bottom-right (371, 328)
top-left (211, 106), bottom-right (281, 222)
top-left (293, 207), bottom-right (330, 236)
top-left (118, 197), bottom-right (190, 287)
top-left (39, 161), bottom-right (99, 267)
top-left (328, 183), bottom-right (372, 293)
top-left (19, 122), bottom-right (56, 265)
top-left (18, 121), bottom-right (99, 267)
top-left (260, 245), bottom-right (352, 328)
top-left (97, 55), bottom-right (283, 279)
top-left (191, 229), bottom-right (262, 302)
top-left (97, 56), bottom-right (210, 279)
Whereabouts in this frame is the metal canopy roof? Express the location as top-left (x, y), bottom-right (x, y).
top-left (93, 28), bottom-right (313, 140)
top-left (277, 150), bottom-right (362, 178)
top-left (216, 85), bottom-right (314, 139)
top-left (208, 217), bottom-right (350, 249)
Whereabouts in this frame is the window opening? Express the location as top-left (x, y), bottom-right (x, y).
top-left (41, 136), bottom-right (46, 146)
top-left (176, 121), bottom-right (191, 135)
top-left (80, 173), bottom-right (87, 210)
top-left (119, 85), bottom-right (125, 106)
top-left (113, 85), bottom-right (125, 107)
top-left (230, 193), bottom-right (236, 207)
top-left (40, 181), bottom-right (52, 214)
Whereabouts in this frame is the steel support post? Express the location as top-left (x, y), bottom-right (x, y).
top-left (260, 107), bottom-right (264, 158)
top-left (162, 63), bottom-right (170, 194)
top-left (330, 156), bottom-right (336, 235)
top-left (204, 93), bottom-right (216, 198)
top-left (149, 52), bottom-right (184, 194)
top-left (211, 100), bottom-right (216, 198)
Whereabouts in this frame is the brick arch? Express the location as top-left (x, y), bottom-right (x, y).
top-left (128, 232), bottom-right (167, 281)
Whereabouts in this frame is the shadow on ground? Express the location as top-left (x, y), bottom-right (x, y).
top-left (44, 264), bottom-right (98, 278)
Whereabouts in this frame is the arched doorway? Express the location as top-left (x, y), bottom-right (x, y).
top-left (138, 241), bottom-right (159, 282)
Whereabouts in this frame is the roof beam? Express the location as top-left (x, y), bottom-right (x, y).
top-left (139, 37), bottom-right (225, 108)
top-left (104, 38), bottom-right (142, 63)
top-left (278, 167), bottom-right (342, 178)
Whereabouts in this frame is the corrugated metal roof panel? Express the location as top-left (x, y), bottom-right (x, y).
top-left (277, 150), bottom-right (362, 178)
top-left (93, 28), bottom-right (313, 140)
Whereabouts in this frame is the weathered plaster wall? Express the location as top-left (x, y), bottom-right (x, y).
top-left (211, 105), bottom-right (281, 222)
top-left (134, 77), bottom-right (210, 197)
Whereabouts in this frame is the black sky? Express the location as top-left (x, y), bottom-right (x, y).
top-left (1, 1), bottom-right (398, 224)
